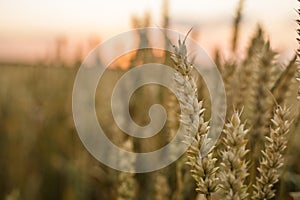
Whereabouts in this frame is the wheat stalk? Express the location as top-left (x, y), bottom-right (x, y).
top-left (231, 0), bottom-right (244, 53)
top-left (117, 139), bottom-right (136, 200)
top-left (154, 172), bottom-right (170, 200)
top-left (245, 33), bottom-right (278, 187)
top-left (218, 110), bottom-right (249, 200)
top-left (187, 104), bottom-right (219, 199)
top-left (271, 55), bottom-right (297, 104)
top-left (219, 61), bottom-right (237, 116)
top-left (234, 26), bottom-right (264, 113)
top-left (171, 32), bottom-right (218, 200)
top-left (252, 105), bottom-right (291, 200)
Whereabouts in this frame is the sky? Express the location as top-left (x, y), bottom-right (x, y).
top-left (0, 0), bottom-right (298, 63)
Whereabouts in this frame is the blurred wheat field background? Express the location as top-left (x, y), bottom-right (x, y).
top-left (1, 0), bottom-right (300, 200)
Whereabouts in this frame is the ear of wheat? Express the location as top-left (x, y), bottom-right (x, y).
top-left (171, 33), bottom-right (219, 200)
top-left (271, 55), bottom-right (297, 104)
top-left (252, 105), bottom-right (291, 200)
top-left (218, 110), bottom-right (249, 200)
top-left (233, 26), bottom-right (264, 113)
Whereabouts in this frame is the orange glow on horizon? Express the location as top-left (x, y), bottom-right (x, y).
top-left (0, 0), bottom-right (298, 64)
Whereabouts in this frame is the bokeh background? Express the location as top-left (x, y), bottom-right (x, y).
top-left (0, 0), bottom-right (298, 64)
top-left (0, 0), bottom-right (299, 200)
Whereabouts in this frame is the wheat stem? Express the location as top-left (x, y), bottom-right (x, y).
top-left (117, 139), bottom-right (136, 200)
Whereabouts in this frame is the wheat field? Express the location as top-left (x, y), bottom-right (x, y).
top-left (1, 0), bottom-right (300, 200)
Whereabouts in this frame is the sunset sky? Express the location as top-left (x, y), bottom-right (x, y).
top-left (0, 0), bottom-right (298, 63)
